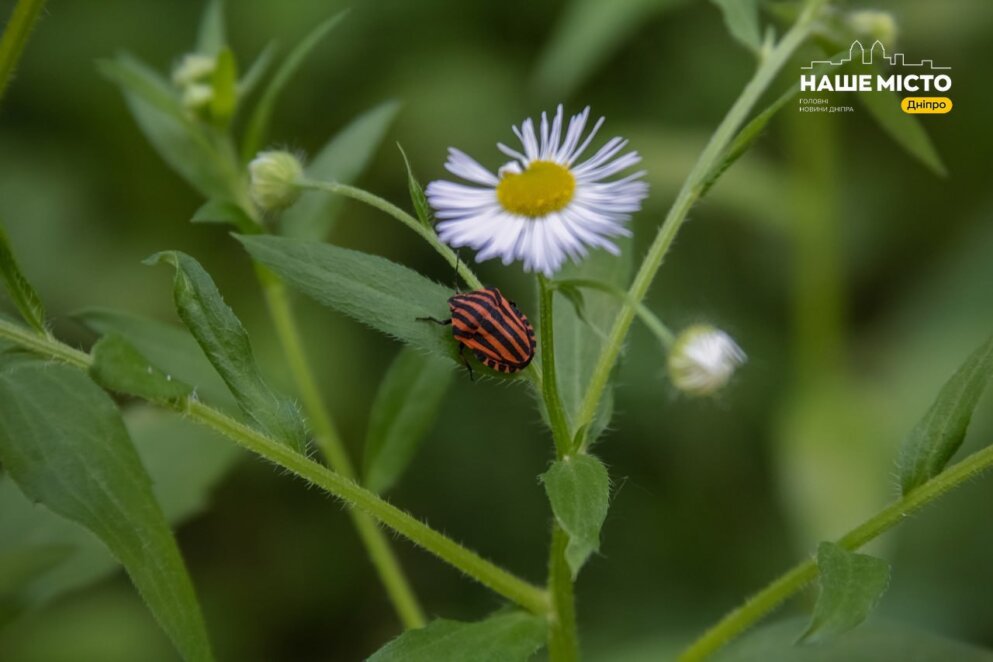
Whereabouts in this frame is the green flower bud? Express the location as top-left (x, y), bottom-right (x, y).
top-left (172, 53), bottom-right (216, 87)
top-left (846, 10), bottom-right (898, 46)
top-left (181, 83), bottom-right (214, 111)
top-left (249, 151), bottom-right (304, 211)
top-left (667, 324), bottom-right (745, 397)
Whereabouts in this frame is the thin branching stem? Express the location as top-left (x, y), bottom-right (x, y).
top-left (0, 316), bottom-right (550, 617)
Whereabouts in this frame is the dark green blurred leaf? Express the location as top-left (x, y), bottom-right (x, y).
top-left (364, 347), bottom-right (454, 494)
top-left (0, 221), bottom-right (46, 334)
top-left (554, 240), bottom-right (630, 446)
top-left (398, 143), bottom-right (432, 228)
top-left (209, 47), bottom-right (238, 124)
top-left (237, 235), bottom-right (457, 362)
top-left (196, 0), bottom-right (226, 55)
top-left (857, 83), bottom-right (947, 177)
top-left (238, 42), bottom-right (276, 101)
top-left (75, 307), bottom-right (233, 408)
top-left (90, 333), bottom-right (193, 403)
top-left (0, 546), bottom-right (73, 595)
top-left (0, 362), bottom-right (213, 662)
top-left (146, 251), bottom-right (308, 454)
top-left (281, 100), bottom-right (401, 239)
top-left (541, 453), bottom-right (610, 577)
top-left (191, 198), bottom-right (255, 231)
top-left (241, 10), bottom-right (348, 161)
top-left (719, 618), bottom-right (992, 661)
top-left (799, 542), bottom-right (890, 644)
top-left (533, 0), bottom-right (688, 100)
top-left (99, 54), bottom-right (230, 198)
top-left (710, 0), bottom-right (761, 52)
top-left (898, 335), bottom-right (993, 494)
top-left (368, 610), bottom-right (546, 662)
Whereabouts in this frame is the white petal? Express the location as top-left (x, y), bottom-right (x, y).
top-left (444, 148), bottom-right (498, 185)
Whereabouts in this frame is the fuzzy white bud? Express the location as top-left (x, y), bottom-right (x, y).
top-left (249, 151), bottom-right (304, 211)
top-left (667, 325), bottom-right (745, 396)
top-left (172, 53), bottom-right (217, 87)
top-left (181, 83), bottom-right (214, 110)
top-left (846, 10), bottom-right (898, 46)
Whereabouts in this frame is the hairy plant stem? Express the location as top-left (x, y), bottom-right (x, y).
top-left (0, 316), bottom-right (550, 615)
top-left (253, 264), bottom-right (425, 629)
top-left (678, 440), bottom-right (993, 661)
top-left (571, 0), bottom-right (828, 448)
top-left (537, 275), bottom-right (580, 660)
top-left (551, 277), bottom-right (675, 347)
top-left (0, 0), bottom-right (46, 104)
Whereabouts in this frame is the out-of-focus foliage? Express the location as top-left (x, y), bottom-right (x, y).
top-left (1, 0), bottom-right (992, 659)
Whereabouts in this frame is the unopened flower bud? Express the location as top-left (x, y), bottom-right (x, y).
top-left (249, 151), bottom-right (304, 211)
top-left (172, 53), bottom-right (216, 87)
top-left (181, 83), bottom-right (213, 110)
top-left (846, 10), bottom-right (898, 46)
top-left (667, 325), bottom-right (745, 396)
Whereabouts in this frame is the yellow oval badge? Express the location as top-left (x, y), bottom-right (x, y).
top-left (902, 97), bottom-right (953, 114)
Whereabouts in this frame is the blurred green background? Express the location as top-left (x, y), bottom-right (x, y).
top-left (2, 0), bottom-right (993, 660)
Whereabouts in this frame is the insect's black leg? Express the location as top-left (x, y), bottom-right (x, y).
top-left (417, 316), bottom-right (451, 325)
top-left (458, 343), bottom-right (474, 382)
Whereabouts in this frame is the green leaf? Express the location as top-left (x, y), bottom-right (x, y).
top-left (99, 54), bottom-right (230, 198)
top-left (196, 0), bottom-right (226, 56)
top-left (0, 221), bottom-right (46, 334)
top-left (554, 239), bottom-right (631, 446)
top-left (398, 143), bottom-right (432, 227)
top-left (74, 307), bottom-right (233, 408)
top-left (281, 100), bottom-right (401, 239)
top-left (238, 42), bottom-right (277, 100)
top-left (209, 47), bottom-right (238, 124)
top-left (236, 235), bottom-right (458, 363)
top-left (0, 406), bottom-right (238, 613)
top-left (0, 362), bottom-right (214, 661)
top-left (90, 333), bottom-right (193, 403)
top-left (710, 0), bottom-right (762, 52)
top-left (191, 198), bottom-right (256, 231)
top-left (146, 251), bottom-right (308, 453)
top-left (898, 335), bottom-right (993, 494)
top-left (241, 10), bottom-right (348, 161)
top-left (799, 543), bottom-right (890, 644)
top-left (541, 454), bottom-right (610, 577)
top-left (857, 87), bottom-right (947, 177)
top-left (722, 618), bottom-right (993, 662)
top-left (368, 610), bottom-right (546, 662)
top-left (0, 546), bottom-right (74, 595)
top-left (532, 0), bottom-right (688, 100)
top-left (364, 348), bottom-right (454, 493)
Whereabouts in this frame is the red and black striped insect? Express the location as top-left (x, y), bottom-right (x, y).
top-left (421, 287), bottom-right (536, 379)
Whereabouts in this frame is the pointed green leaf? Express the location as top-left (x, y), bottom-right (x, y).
top-left (0, 221), bottom-right (46, 334)
top-left (237, 234), bottom-right (458, 363)
top-left (241, 10), bottom-right (348, 160)
top-left (541, 454), bottom-right (610, 577)
top-left (196, 0), bottom-right (226, 56)
top-left (799, 542), bottom-right (890, 644)
top-left (281, 100), bottom-right (401, 239)
top-left (0, 362), bottom-right (214, 661)
top-left (238, 42), bottom-right (277, 101)
top-left (711, 0), bottom-right (762, 52)
top-left (74, 307), bottom-right (234, 408)
top-left (398, 143), bottom-right (432, 227)
top-left (209, 47), bottom-right (238, 124)
top-left (533, 0), bottom-right (688, 100)
top-left (191, 198), bottom-right (256, 232)
top-left (99, 54), bottom-right (230, 197)
top-left (857, 87), bottom-right (947, 177)
top-left (898, 335), bottom-right (993, 494)
top-left (90, 333), bottom-right (193, 403)
top-left (369, 611), bottom-right (546, 662)
top-left (146, 251), bottom-right (308, 453)
top-left (364, 348), bottom-right (454, 493)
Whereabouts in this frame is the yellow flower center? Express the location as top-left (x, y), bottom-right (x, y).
top-left (496, 161), bottom-right (575, 217)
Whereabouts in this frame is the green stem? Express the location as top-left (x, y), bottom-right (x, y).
top-left (537, 275), bottom-right (573, 457)
top-left (254, 264), bottom-right (425, 629)
top-left (678, 440), bottom-right (993, 661)
top-left (297, 179), bottom-right (483, 291)
top-left (552, 278), bottom-right (675, 347)
top-left (547, 524), bottom-right (579, 662)
top-left (571, 0), bottom-right (827, 441)
top-left (0, 0), bottom-right (46, 104)
top-left (0, 316), bottom-right (550, 616)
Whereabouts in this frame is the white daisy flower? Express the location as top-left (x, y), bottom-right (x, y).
top-left (667, 325), bottom-right (746, 397)
top-left (425, 105), bottom-right (648, 276)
